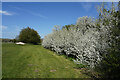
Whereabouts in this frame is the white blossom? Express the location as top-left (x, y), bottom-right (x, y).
top-left (42, 6), bottom-right (118, 68)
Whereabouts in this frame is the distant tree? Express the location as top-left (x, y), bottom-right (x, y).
top-left (2, 38), bottom-right (13, 43)
top-left (13, 35), bottom-right (19, 43)
top-left (19, 27), bottom-right (41, 44)
top-left (13, 39), bottom-right (16, 43)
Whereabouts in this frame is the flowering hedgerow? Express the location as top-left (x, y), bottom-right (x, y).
top-left (42, 5), bottom-right (118, 68)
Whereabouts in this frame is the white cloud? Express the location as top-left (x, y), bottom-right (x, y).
top-left (1, 25), bottom-right (7, 30)
top-left (13, 7), bottom-right (48, 19)
top-left (0, 10), bottom-right (12, 15)
top-left (29, 11), bottom-right (48, 19)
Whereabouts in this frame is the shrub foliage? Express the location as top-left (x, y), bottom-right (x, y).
top-left (94, 3), bottom-right (120, 79)
top-left (42, 3), bottom-right (119, 69)
top-left (19, 27), bottom-right (41, 44)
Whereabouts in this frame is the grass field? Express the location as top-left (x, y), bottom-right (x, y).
top-left (2, 43), bottom-right (90, 78)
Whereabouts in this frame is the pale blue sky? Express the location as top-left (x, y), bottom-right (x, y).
top-left (2, 0), bottom-right (119, 2)
top-left (1, 2), bottom-right (118, 39)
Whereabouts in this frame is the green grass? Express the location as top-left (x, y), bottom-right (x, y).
top-left (2, 43), bottom-right (90, 78)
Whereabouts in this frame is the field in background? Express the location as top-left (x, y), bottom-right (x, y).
top-left (2, 43), bottom-right (90, 78)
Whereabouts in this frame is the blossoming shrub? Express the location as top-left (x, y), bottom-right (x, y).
top-left (94, 3), bottom-right (120, 79)
top-left (42, 4), bottom-right (117, 68)
top-left (43, 18), bottom-right (105, 68)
